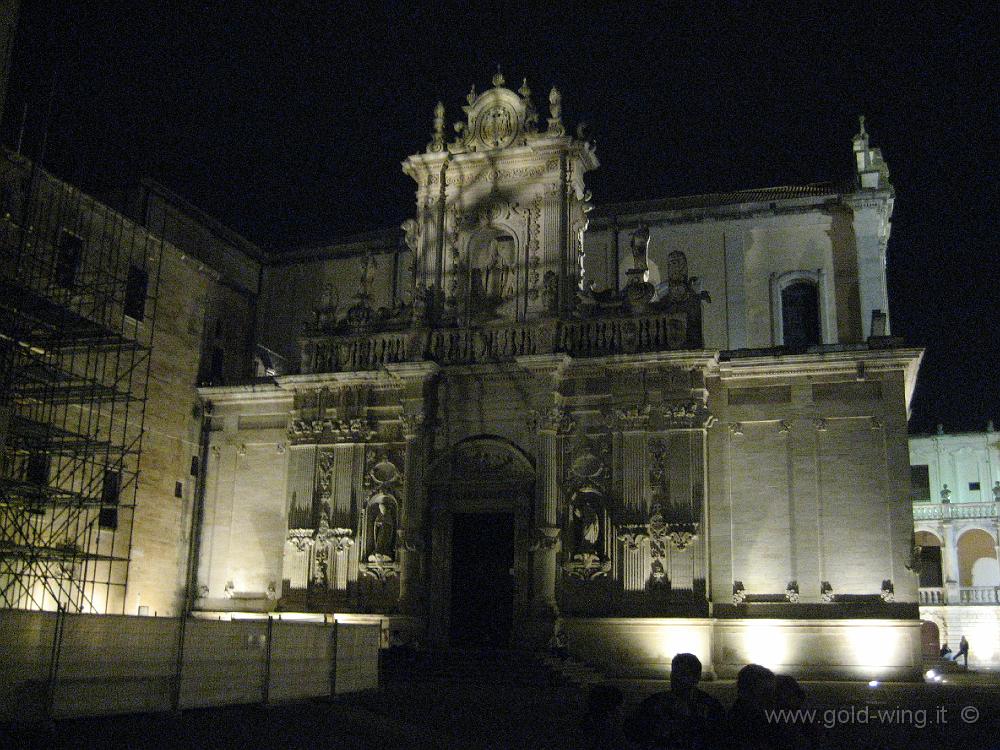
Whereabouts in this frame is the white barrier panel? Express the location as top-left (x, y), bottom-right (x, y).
top-left (335, 622), bottom-right (380, 693)
top-left (268, 621), bottom-right (335, 703)
top-left (52, 613), bottom-right (178, 718)
top-left (0, 611), bottom-right (379, 721)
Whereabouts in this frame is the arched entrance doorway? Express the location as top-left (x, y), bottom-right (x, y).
top-left (427, 436), bottom-right (534, 647)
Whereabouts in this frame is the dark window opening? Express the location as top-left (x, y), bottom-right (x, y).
top-left (55, 232), bottom-right (83, 288)
top-left (174, 481), bottom-right (184, 498)
top-left (781, 281), bottom-right (820, 349)
top-left (910, 465), bottom-right (931, 502)
top-left (26, 453), bottom-right (50, 485)
top-left (190, 456), bottom-right (199, 477)
top-left (102, 470), bottom-right (121, 505)
top-left (99, 507), bottom-right (118, 529)
top-left (124, 266), bottom-right (148, 320)
top-left (969, 481), bottom-right (981, 491)
top-left (919, 545), bottom-right (943, 588)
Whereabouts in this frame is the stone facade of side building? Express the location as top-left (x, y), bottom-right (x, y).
top-left (193, 75), bottom-right (924, 680)
top-left (910, 427), bottom-right (1000, 667)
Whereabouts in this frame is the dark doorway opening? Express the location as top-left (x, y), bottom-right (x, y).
top-left (450, 512), bottom-right (514, 647)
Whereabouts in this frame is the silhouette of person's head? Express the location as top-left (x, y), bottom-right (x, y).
top-left (736, 664), bottom-right (776, 708)
top-left (670, 652), bottom-right (703, 696)
top-left (774, 674), bottom-right (804, 710)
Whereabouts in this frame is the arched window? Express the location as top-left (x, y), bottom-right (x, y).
top-left (781, 281), bottom-right (821, 349)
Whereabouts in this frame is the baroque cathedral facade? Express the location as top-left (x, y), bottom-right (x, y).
top-left (143, 74), bottom-right (920, 679)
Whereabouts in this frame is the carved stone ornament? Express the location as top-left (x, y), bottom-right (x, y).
top-left (729, 423), bottom-right (744, 437)
top-left (562, 551), bottom-right (611, 581)
top-left (732, 581), bottom-right (746, 605)
top-left (606, 405), bottom-right (651, 431)
top-left (660, 400), bottom-right (712, 429)
top-left (820, 581), bottom-right (834, 602)
top-left (530, 407), bottom-right (577, 435)
top-left (616, 524), bottom-right (648, 550)
top-left (290, 417), bottom-right (378, 443)
top-left (529, 525), bottom-right (562, 552)
top-left (359, 559), bottom-right (399, 583)
top-left (665, 522), bottom-right (699, 551)
top-left (364, 449), bottom-right (403, 490)
top-left (813, 418), bottom-right (828, 432)
top-left (399, 411), bottom-right (426, 436)
top-left (286, 528), bottom-right (315, 552)
top-left (785, 580), bottom-right (800, 603)
top-left (880, 579), bottom-right (895, 603)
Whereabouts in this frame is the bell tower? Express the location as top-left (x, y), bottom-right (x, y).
top-left (402, 72), bottom-right (598, 325)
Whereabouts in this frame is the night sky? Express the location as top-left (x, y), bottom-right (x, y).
top-left (3, 2), bottom-right (996, 434)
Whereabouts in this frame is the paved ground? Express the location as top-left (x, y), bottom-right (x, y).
top-left (3, 673), bottom-right (1000, 749)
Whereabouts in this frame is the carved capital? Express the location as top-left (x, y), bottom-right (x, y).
top-left (616, 524), bottom-right (648, 550)
top-left (562, 552), bottom-right (611, 581)
top-left (399, 411), bottom-right (426, 437)
top-left (665, 522), bottom-right (699, 550)
top-left (289, 417), bottom-right (378, 443)
top-left (285, 528), bottom-right (315, 552)
top-left (529, 525), bottom-right (562, 552)
top-left (660, 399), bottom-right (712, 429)
top-left (530, 407), bottom-right (577, 435)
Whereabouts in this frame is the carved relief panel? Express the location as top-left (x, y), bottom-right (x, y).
top-left (358, 447), bottom-right (405, 583)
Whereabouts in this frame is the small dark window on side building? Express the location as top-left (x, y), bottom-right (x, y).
top-left (918, 546), bottom-right (943, 588)
top-left (123, 266), bottom-right (148, 320)
top-left (174, 481), bottom-right (184, 498)
top-left (910, 465), bottom-right (931, 502)
top-left (99, 507), bottom-right (118, 529)
top-left (969, 481), bottom-right (981, 491)
top-left (781, 281), bottom-right (820, 349)
top-left (101, 470), bottom-right (121, 505)
top-left (55, 231), bottom-right (84, 288)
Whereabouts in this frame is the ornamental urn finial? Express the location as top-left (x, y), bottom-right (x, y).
top-left (492, 67), bottom-right (505, 87)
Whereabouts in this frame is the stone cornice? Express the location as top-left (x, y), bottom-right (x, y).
top-left (197, 382), bottom-right (290, 406)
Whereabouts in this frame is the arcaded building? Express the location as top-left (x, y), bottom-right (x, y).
top-left (186, 75), bottom-right (924, 678)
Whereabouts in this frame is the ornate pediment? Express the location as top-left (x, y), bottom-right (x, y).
top-left (452, 73), bottom-right (540, 154)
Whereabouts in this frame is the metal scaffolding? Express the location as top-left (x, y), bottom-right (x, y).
top-left (0, 153), bottom-right (163, 613)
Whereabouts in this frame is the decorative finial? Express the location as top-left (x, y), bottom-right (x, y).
top-left (429, 101), bottom-right (445, 152)
top-left (518, 77), bottom-right (531, 98)
top-left (547, 86), bottom-right (564, 136)
top-left (858, 114), bottom-right (866, 136)
top-left (466, 85), bottom-right (477, 106)
top-left (492, 67), bottom-right (505, 87)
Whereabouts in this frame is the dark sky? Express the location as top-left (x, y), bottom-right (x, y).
top-left (4, 1), bottom-right (997, 434)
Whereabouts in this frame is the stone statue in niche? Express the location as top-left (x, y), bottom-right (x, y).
top-left (368, 494), bottom-right (397, 562)
top-left (470, 236), bottom-right (513, 319)
top-left (573, 502), bottom-right (600, 554)
top-left (650, 250), bottom-right (712, 348)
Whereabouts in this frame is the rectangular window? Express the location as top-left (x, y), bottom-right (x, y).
top-left (123, 266), bottom-right (148, 320)
top-left (910, 465), bottom-right (930, 502)
top-left (174, 481), bottom-right (184, 498)
top-left (26, 453), bottom-right (50, 485)
top-left (98, 507), bottom-right (118, 529)
top-left (190, 456), bottom-right (199, 477)
top-left (55, 231), bottom-right (83, 288)
top-left (969, 481), bottom-right (981, 491)
top-left (101, 470), bottom-right (121, 505)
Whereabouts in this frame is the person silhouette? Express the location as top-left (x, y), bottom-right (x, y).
top-left (955, 635), bottom-right (969, 667)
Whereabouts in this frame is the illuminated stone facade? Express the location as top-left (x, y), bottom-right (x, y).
top-left (910, 429), bottom-right (1000, 667)
top-left (191, 77), bottom-right (924, 679)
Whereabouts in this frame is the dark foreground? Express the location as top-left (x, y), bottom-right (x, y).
top-left (3, 669), bottom-right (1000, 749)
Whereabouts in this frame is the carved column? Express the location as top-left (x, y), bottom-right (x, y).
top-left (611, 406), bottom-right (651, 592)
top-left (398, 412), bottom-right (427, 615)
top-left (531, 407), bottom-right (572, 616)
